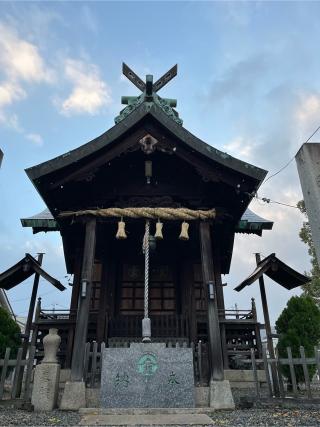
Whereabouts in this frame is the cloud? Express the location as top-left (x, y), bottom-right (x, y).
top-left (26, 133), bottom-right (43, 146)
top-left (295, 93), bottom-right (320, 140)
top-left (0, 22), bottom-right (53, 140)
top-left (0, 22), bottom-right (53, 83)
top-left (59, 59), bottom-right (112, 115)
top-left (223, 136), bottom-right (256, 160)
top-left (209, 54), bottom-right (269, 103)
top-left (0, 80), bottom-right (26, 108)
top-left (81, 5), bottom-right (99, 35)
top-left (0, 111), bottom-right (23, 132)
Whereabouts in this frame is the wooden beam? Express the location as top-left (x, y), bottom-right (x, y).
top-left (199, 221), bottom-right (224, 381)
top-left (211, 232), bottom-right (225, 314)
top-left (153, 64), bottom-right (178, 92)
top-left (71, 218), bottom-right (96, 381)
top-left (255, 252), bottom-right (279, 396)
top-left (23, 253), bottom-right (44, 350)
top-left (18, 253), bottom-right (44, 396)
top-left (183, 261), bottom-right (196, 344)
top-left (97, 258), bottom-right (109, 343)
top-left (122, 63), bottom-right (146, 92)
top-left (66, 253), bottom-right (82, 368)
top-left (211, 235), bottom-right (228, 368)
top-left (70, 250), bottom-right (82, 312)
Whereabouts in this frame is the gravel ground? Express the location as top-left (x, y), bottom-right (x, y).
top-left (1, 406), bottom-right (320, 426)
top-left (209, 407), bottom-right (320, 426)
top-left (0, 407), bottom-right (81, 426)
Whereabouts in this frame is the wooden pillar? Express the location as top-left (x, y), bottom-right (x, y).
top-left (17, 255), bottom-right (44, 396)
top-left (70, 251), bottom-right (82, 313)
top-left (23, 253), bottom-right (44, 354)
top-left (71, 218), bottom-right (97, 382)
top-left (97, 258), bottom-right (109, 343)
top-left (211, 232), bottom-right (228, 368)
top-left (212, 235), bottom-right (225, 314)
top-left (255, 253), bottom-right (279, 396)
top-left (255, 254), bottom-right (274, 357)
top-left (199, 221), bottom-right (224, 381)
top-left (181, 261), bottom-right (196, 344)
top-left (65, 254), bottom-right (82, 368)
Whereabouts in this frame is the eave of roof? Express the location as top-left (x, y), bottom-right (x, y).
top-left (0, 253), bottom-right (66, 291)
top-left (25, 102), bottom-right (267, 184)
top-left (235, 209), bottom-right (273, 235)
top-left (234, 253), bottom-right (310, 292)
top-left (21, 207), bottom-right (273, 235)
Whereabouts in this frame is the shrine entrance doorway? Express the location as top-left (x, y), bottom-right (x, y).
top-left (108, 259), bottom-right (189, 341)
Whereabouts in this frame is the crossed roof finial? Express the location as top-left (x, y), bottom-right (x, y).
top-left (122, 63), bottom-right (178, 96)
top-left (115, 63), bottom-right (182, 125)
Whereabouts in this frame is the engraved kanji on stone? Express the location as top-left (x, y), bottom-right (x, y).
top-left (114, 372), bottom-right (129, 388)
top-left (168, 371), bottom-right (180, 385)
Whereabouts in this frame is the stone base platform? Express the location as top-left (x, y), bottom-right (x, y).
top-left (79, 408), bottom-right (212, 415)
top-left (79, 408), bottom-right (214, 426)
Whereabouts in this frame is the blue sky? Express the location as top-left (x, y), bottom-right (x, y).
top-left (0, 1), bottom-right (319, 323)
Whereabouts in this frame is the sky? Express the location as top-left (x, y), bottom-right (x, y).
top-left (0, 1), bottom-right (319, 325)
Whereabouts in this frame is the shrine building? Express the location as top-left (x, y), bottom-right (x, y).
top-left (21, 64), bottom-right (273, 384)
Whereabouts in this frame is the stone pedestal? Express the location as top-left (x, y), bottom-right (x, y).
top-left (32, 363), bottom-right (60, 411)
top-left (31, 328), bottom-right (61, 411)
top-left (60, 381), bottom-right (86, 410)
top-left (209, 379), bottom-right (235, 410)
top-left (101, 343), bottom-right (195, 408)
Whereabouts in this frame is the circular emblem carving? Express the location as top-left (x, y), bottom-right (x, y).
top-left (137, 353), bottom-right (158, 376)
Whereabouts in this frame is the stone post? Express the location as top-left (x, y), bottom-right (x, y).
top-left (31, 328), bottom-right (61, 411)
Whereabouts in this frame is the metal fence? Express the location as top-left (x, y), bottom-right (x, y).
top-left (0, 346), bottom-right (36, 403)
top-left (250, 345), bottom-right (320, 400)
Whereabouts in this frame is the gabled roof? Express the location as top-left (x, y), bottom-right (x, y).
top-left (0, 253), bottom-right (66, 291)
top-left (21, 207), bottom-right (273, 236)
top-left (234, 253), bottom-right (310, 292)
top-left (26, 101), bottom-right (267, 184)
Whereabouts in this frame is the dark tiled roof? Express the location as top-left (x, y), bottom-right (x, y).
top-left (234, 253), bottom-right (310, 292)
top-left (0, 253), bottom-right (66, 291)
top-left (26, 102), bottom-right (267, 183)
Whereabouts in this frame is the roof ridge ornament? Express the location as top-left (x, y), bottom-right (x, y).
top-left (115, 63), bottom-right (183, 126)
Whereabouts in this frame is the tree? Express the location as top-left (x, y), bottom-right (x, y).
top-left (276, 295), bottom-right (320, 383)
top-left (297, 200), bottom-right (320, 303)
top-left (0, 307), bottom-right (21, 359)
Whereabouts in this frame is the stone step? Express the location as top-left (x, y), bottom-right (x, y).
top-left (79, 407), bottom-right (212, 415)
top-left (79, 413), bottom-right (214, 426)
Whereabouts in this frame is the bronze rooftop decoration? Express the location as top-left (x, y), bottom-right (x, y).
top-left (115, 63), bottom-right (183, 126)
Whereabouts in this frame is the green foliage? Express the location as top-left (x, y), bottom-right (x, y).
top-left (297, 200), bottom-right (320, 302)
top-left (276, 295), bottom-right (320, 383)
top-left (0, 307), bottom-right (21, 359)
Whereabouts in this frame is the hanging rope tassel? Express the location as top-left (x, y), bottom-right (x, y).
top-left (116, 219), bottom-right (127, 239)
top-left (179, 221), bottom-right (189, 240)
top-left (154, 220), bottom-right (163, 240)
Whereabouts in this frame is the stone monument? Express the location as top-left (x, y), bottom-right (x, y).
top-left (31, 328), bottom-right (61, 411)
top-left (101, 342), bottom-right (195, 408)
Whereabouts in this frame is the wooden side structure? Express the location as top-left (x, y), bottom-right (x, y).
top-left (22, 64), bottom-right (273, 382)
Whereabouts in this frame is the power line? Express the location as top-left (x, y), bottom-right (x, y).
top-left (261, 157), bottom-right (295, 186)
top-left (260, 124), bottom-right (320, 188)
top-left (256, 195), bottom-right (299, 209)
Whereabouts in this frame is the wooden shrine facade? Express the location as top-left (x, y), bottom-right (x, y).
top-left (22, 64), bottom-right (272, 383)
